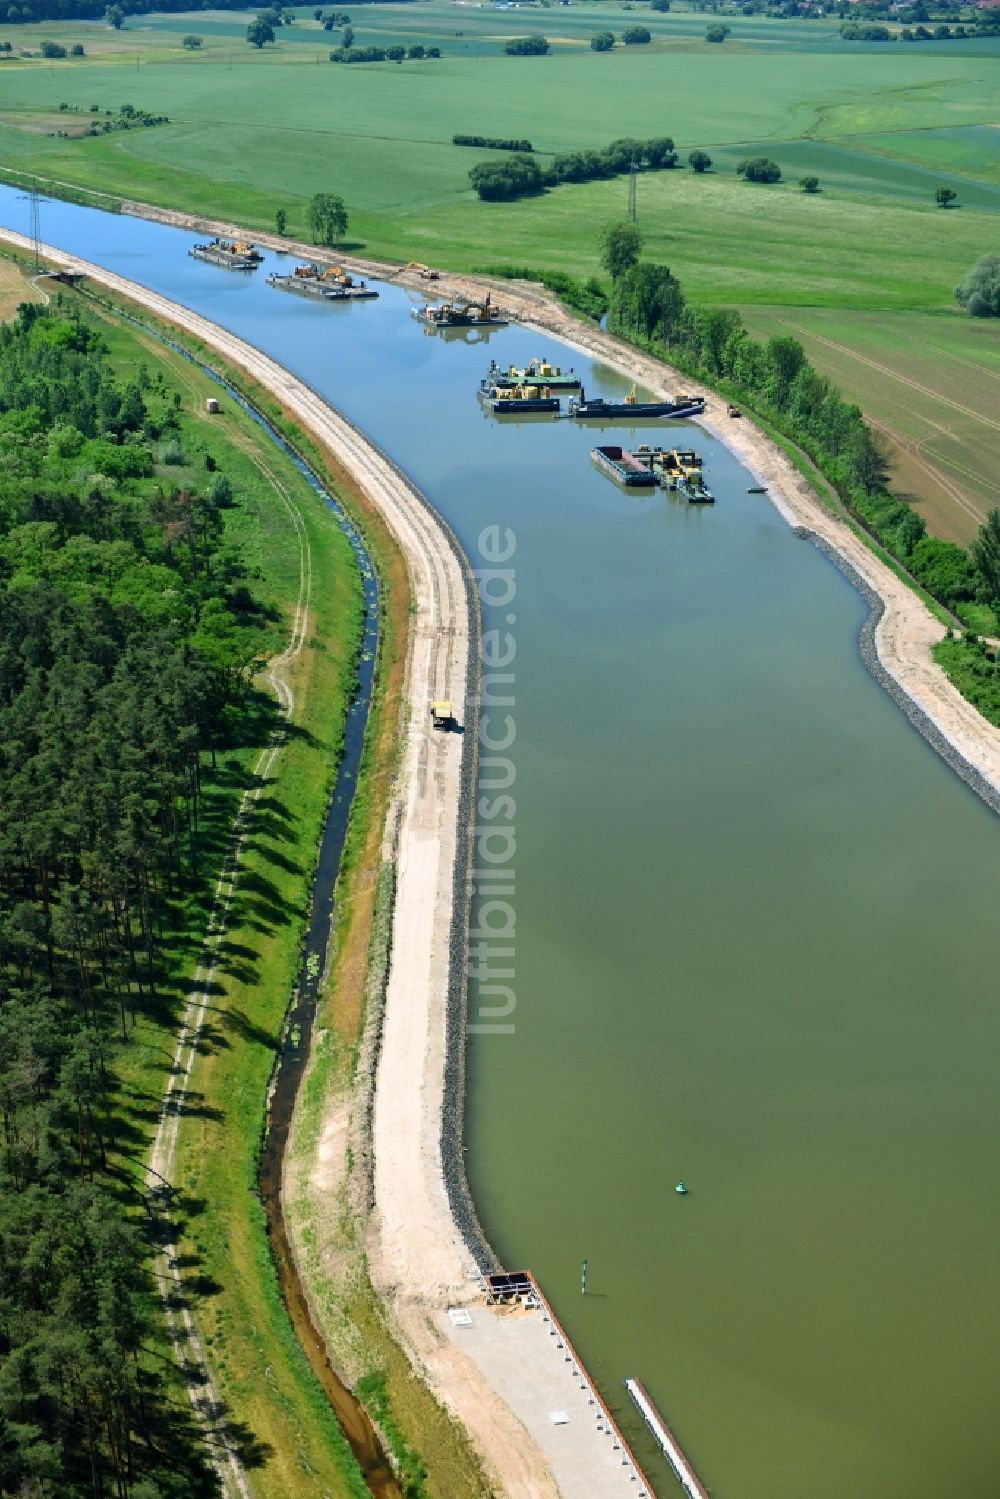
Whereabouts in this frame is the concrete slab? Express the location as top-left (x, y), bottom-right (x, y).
top-left (437, 1300), bottom-right (653, 1499)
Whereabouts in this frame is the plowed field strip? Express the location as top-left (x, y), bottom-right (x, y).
top-left (774, 318), bottom-right (1000, 433)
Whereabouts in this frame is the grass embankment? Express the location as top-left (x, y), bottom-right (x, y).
top-left (51, 277), bottom-right (375, 1498)
top-left (83, 281), bottom-right (490, 1498)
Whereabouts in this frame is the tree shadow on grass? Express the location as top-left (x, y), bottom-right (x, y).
top-left (231, 868), bottom-right (301, 931)
top-left (219, 1004), bottom-right (280, 1052)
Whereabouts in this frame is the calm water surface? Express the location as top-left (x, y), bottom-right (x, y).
top-left (8, 189), bottom-right (1000, 1499)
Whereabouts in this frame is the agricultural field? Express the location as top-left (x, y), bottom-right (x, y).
top-left (743, 308), bottom-right (1000, 543)
top-left (0, 3), bottom-right (997, 536)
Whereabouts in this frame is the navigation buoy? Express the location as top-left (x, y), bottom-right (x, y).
top-left (675, 1181), bottom-right (688, 1195)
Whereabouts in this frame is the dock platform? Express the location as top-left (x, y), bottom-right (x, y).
top-left (440, 1266), bottom-right (660, 1497)
top-left (624, 1377), bottom-right (711, 1499)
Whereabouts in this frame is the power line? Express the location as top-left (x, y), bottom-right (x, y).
top-left (28, 178), bottom-right (41, 271)
top-left (627, 157), bottom-right (637, 224)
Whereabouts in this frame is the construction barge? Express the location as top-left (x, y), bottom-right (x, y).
top-left (588, 443), bottom-right (715, 501)
top-left (591, 444), bottom-right (658, 487)
top-left (417, 293), bottom-right (510, 329)
top-left (569, 385), bottom-right (706, 420)
top-left (635, 444), bottom-right (702, 486)
top-left (633, 445), bottom-right (715, 501)
top-left (479, 379), bottom-right (560, 414)
top-left (486, 355), bottom-right (581, 390)
top-left (266, 262), bottom-right (378, 300)
top-left (189, 237), bottom-right (263, 271)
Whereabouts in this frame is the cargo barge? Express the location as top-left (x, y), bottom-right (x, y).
top-left (569, 385), bottom-right (705, 420)
top-left (189, 237), bottom-right (263, 271)
top-left (266, 263), bottom-right (378, 300)
top-left (486, 356), bottom-right (581, 390)
top-left (417, 293), bottom-right (510, 329)
top-left (478, 379), bottom-right (560, 414)
top-left (591, 444), bottom-right (658, 487)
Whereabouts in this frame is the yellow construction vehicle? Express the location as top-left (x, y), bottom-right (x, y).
top-left (231, 239), bottom-right (264, 263)
top-left (430, 700), bottom-right (454, 730)
top-left (404, 261), bottom-right (441, 280)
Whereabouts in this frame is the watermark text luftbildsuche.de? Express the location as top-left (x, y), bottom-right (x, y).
top-left (469, 525), bottom-right (516, 1036)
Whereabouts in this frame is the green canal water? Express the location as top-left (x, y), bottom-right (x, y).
top-left (8, 190), bottom-right (1000, 1499)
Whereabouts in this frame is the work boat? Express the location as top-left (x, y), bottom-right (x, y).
top-left (417, 292), bottom-right (511, 328)
top-left (266, 263), bottom-right (378, 300)
top-left (487, 356), bottom-right (581, 390)
top-left (678, 470), bottom-right (715, 504)
top-left (478, 378), bottom-right (560, 414)
top-left (569, 384), bottom-right (706, 420)
top-left (189, 237), bottom-right (262, 271)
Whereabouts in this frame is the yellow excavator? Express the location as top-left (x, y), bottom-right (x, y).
top-left (230, 239), bottom-right (263, 263)
top-left (404, 260), bottom-right (441, 281)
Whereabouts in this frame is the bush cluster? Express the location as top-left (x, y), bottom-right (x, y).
top-left (504, 33), bottom-right (548, 54)
top-left (840, 22), bottom-right (891, 39)
top-left (551, 134), bottom-right (677, 182)
top-left (476, 263), bottom-right (609, 321)
top-left (330, 41), bottom-right (438, 61)
top-left (468, 135), bottom-right (679, 201)
top-left (76, 104), bottom-right (168, 133)
top-left (468, 154), bottom-right (544, 201)
top-left (453, 134), bottom-right (533, 152)
top-left (738, 156), bottom-right (781, 183)
top-left (900, 23), bottom-right (967, 39)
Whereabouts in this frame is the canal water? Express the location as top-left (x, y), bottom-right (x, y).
top-left (8, 189), bottom-right (1000, 1499)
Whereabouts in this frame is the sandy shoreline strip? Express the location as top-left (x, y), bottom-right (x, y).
top-left (7, 210), bottom-right (1000, 1496)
